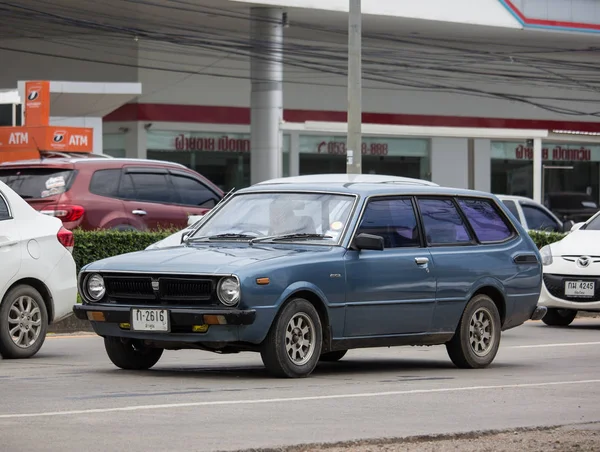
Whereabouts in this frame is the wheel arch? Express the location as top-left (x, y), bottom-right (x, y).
top-left (471, 285), bottom-right (506, 327)
top-left (276, 288), bottom-right (333, 353)
top-left (1, 278), bottom-right (54, 324)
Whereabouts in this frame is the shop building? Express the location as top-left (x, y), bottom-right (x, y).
top-left (3, 0), bottom-right (600, 203)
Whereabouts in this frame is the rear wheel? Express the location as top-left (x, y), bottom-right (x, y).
top-left (0, 285), bottom-right (48, 359)
top-left (446, 294), bottom-right (501, 369)
top-left (104, 336), bottom-right (163, 370)
top-left (319, 350), bottom-right (347, 362)
top-left (541, 308), bottom-right (577, 327)
top-left (260, 298), bottom-right (323, 378)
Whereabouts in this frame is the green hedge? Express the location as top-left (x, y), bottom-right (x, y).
top-left (71, 229), bottom-right (567, 272)
top-left (73, 229), bottom-right (175, 272)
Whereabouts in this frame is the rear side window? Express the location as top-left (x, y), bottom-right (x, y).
top-left (417, 198), bottom-right (472, 245)
top-left (357, 197), bottom-right (420, 248)
top-left (0, 192), bottom-right (10, 220)
top-left (502, 200), bottom-right (521, 223)
top-left (457, 198), bottom-right (514, 243)
top-left (0, 168), bottom-right (75, 199)
top-left (170, 174), bottom-right (219, 208)
top-left (89, 169), bottom-right (121, 197)
top-left (119, 172), bottom-right (176, 204)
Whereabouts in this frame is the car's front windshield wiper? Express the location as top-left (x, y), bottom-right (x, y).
top-left (251, 233), bottom-right (332, 243)
top-left (188, 233), bottom-right (256, 242)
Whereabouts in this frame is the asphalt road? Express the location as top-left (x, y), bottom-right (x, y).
top-left (1, 318), bottom-right (600, 452)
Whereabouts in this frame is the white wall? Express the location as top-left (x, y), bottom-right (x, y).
top-left (474, 139), bottom-right (491, 192)
top-left (430, 138), bottom-right (469, 189)
top-left (229, 0), bottom-right (521, 28)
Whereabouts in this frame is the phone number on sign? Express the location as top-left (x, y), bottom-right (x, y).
top-left (317, 141), bottom-right (389, 156)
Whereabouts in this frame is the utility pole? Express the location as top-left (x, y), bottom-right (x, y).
top-left (346, 0), bottom-right (362, 174)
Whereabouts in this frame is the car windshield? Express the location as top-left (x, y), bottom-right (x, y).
top-left (0, 168), bottom-right (75, 199)
top-left (583, 213), bottom-right (600, 231)
top-left (189, 191), bottom-right (356, 244)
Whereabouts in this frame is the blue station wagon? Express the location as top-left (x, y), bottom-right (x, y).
top-left (73, 174), bottom-right (546, 378)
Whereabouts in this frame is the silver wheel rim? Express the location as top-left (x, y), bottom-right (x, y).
top-left (469, 307), bottom-right (495, 357)
top-left (285, 312), bottom-right (316, 366)
top-left (7, 296), bottom-right (43, 349)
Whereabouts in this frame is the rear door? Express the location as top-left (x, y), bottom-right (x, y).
top-left (0, 166), bottom-right (75, 214)
top-left (168, 170), bottom-right (221, 218)
top-left (118, 167), bottom-right (185, 230)
top-left (0, 188), bottom-right (21, 293)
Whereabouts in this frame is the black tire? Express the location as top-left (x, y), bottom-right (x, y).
top-left (260, 298), bottom-right (323, 378)
top-left (319, 350), bottom-right (348, 362)
top-left (541, 308), bottom-right (577, 327)
top-left (446, 294), bottom-right (501, 369)
top-left (0, 285), bottom-right (48, 359)
top-left (104, 336), bottom-right (163, 370)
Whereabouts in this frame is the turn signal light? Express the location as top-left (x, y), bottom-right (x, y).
top-left (256, 277), bottom-right (270, 285)
top-left (204, 315), bottom-right (227, 325)
top-left (87, 311), bottom-right (105, 321)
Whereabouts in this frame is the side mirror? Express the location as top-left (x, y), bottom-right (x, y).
top-left (562, 220), bottom-right (575, 233)
top-left (570, 222), bottom-right (584, 232)
top-left (354, 233), bottom-right (384, 251)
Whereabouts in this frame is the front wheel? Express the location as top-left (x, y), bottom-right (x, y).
top-left (541, 308), bottom-right (577, 327)
top-left (260, 298), bottom-right (323, 378)
top-left (446, 294), bottom-right (501, 369)
top-left (0, 285), bottom-right (48, 359)
top-left (104, 336), bottom-right (163, 370)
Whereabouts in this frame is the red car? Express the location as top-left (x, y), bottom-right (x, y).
top-left (0, 156), bottom-right (223, 231)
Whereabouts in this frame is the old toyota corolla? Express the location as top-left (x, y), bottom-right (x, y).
top-left (73, 174), bottom-right (546, 378)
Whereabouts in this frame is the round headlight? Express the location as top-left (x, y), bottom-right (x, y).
top-left (217, 276), bottom-right (240, 306)
top-left (86, 273), bottom-right (106, 301)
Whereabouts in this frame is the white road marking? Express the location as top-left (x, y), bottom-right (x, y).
top-left (1, 379), bottom-right (600, 419)
top-left (511, 342), bottom-right (600, 349)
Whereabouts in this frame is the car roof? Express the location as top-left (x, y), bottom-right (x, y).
top-left (495, 194), bottom-right (540, 203)
top-left (0, 157), bottom-right (188, 169)
top-left (257, 174), bottom-right (439, 186)
top-left (243, 174), bottom-right (494, 198)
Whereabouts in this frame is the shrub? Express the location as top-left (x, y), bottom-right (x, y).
top-left (70, 228), bottom-right (567, 273)
top-left (527, 231), bottom-right (566, 249)
top-left (72, 229), bottom-right (175, 272)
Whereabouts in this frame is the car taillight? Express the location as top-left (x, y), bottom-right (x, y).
top-left (41, 204), bottom-right (85, 222)
top-left (57, 226), bottom-right (74, 253)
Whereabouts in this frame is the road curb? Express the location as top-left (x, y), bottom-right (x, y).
top-left (48, 315), bottom-right (93, 334)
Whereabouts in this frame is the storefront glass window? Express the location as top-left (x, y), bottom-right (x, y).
top-left (491, 141), bottom-right (600, 203)
top-left (147, 131), bottom-right (291, 191)
top-left (102, 133), bottom-right (125, 158)
top-left (298, 135), bottom-right (430, 180)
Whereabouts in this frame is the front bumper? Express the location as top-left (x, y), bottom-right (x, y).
top-left (539, 274), bottom-right (600, 311)
top-left (73, 304), bottom-right (256, 330)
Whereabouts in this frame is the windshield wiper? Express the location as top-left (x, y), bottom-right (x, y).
top-left (251, 233), bottom-right (332, 243)
top-left (188, 233), bottom-right (256, 242)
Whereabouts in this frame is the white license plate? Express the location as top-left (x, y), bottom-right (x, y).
top-left (564, 281), bottom-right (595, 297)
top-left (131, 309), bottom-right (169, 332)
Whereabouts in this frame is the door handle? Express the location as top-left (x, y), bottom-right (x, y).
top-left (132, 210), bottom-right (147, 216)
top-left (415, 257), bottom-right (429, 265)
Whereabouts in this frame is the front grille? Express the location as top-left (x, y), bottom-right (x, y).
top-left (105, 277), bottom-right (154, 300)
top-left (103, 274), bottom-right (217, 306)
top-left (543, 274), bottom-right (600, 302)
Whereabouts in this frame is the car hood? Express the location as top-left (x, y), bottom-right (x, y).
top-left (85, 243), bottom-right (334, 274)
top-left (550, 230), bottom-right (600, 256)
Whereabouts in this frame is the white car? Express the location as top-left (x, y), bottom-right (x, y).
top-left (495, 194), bottom-right (572, 233)
top-left (538, 211), bottom-right (600, 326)
top-left (0, 180), bottom-right (77, 358)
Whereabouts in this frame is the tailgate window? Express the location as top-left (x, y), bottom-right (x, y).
top-left (0, 168), bottom-right (76, 199)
